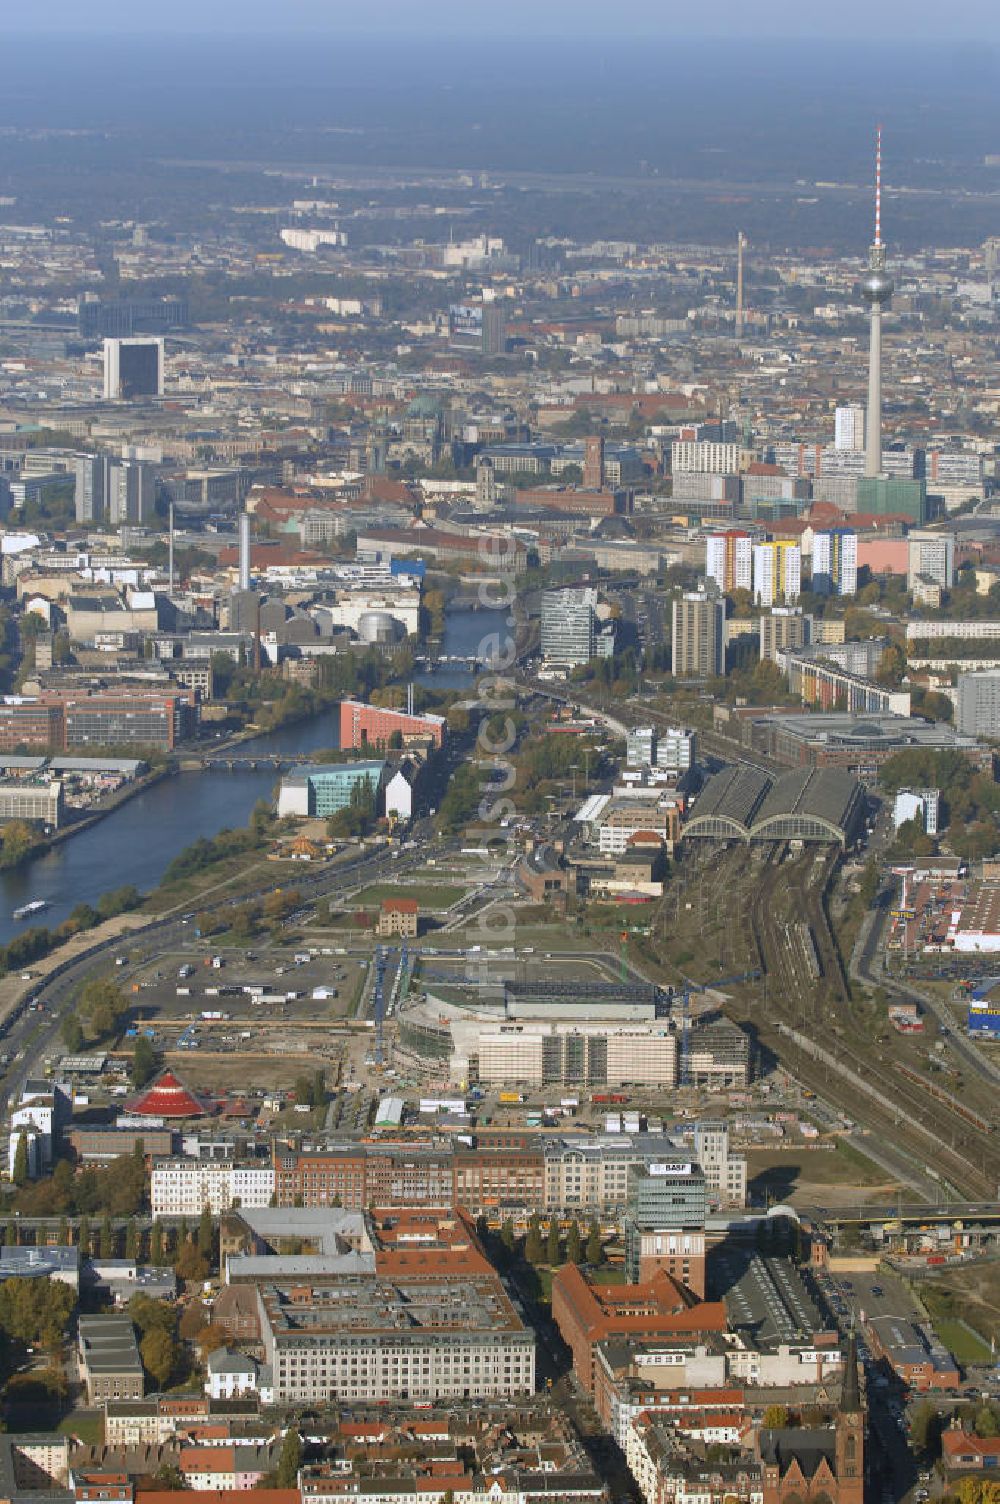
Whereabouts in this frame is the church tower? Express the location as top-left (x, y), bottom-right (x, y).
top-left (835, 1331), bottom-right (865, 1504)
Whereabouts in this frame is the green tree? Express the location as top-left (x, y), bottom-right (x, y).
top-left (133, 1034), bottom-right (156, 1088)
top-left (77, 1215), bottom-right (90, 1257)
top-left (546, 1219), bottom-right (561, 1266)
top-left (140, 1327), bottom-right (177, 1389)
top-left (12, 1131), bottom-right (28, 1187)
top-left (566, 1221), bottom-right (582, 1264)
top-left (174, 1240), bottom-right (209, 1284)
top-left (125, 1221), bottom-right (140, 1261)
top-left (197, 1205), bottom-right (214, 1265)
top-left (976, 1403), bottom-right (1000, 1439)
top-left (196, 1322), bottom-right (231, 1361)
top-left (859, 857), bottom-right (881, 908)
top-left (151, 1465), bottom-right (186, 1492)
top-left (1, 820), bottom-right (37, 865)
top-left (524, 1216), bottom-right (544, 1266)
top-left (500, 1219), bottom-right (515, 1256)
top-left (276, 1428), bottom-right (303, 1488)
top-left (60, 1014), bottom-right (84, 1053)
top-left (100, 1214), bottom-right (114, 1259)
top-left (150, 1219), bottom-right (164, 1266)
top-left (0, 1275), bottom-right (75, 1345)
top-left (762, 1404), bottom-right (789, 1428)
top-left (586, 1220), bottom-right (602, 1265)
top-left (910, 1400), bottom-right (944, 1460)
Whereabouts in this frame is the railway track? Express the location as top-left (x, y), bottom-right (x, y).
top-left (744, 847), bottom-right (999, 1200)
top-left (655, 838), bottom-right (997, 1197)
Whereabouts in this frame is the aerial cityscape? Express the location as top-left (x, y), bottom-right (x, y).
top-left (1, 13), bottom-right (1000, 1504)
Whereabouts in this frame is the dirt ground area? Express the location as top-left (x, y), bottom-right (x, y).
top-left (746, 1143), bottom-right (900, 1206)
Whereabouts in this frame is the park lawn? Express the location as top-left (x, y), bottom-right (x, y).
top-left (353, 883), bottom-right (467, 909)
top-left (58, 1411), bottom-right (104, 1446)
top-left (923, 1268), bottom-right (1000, 1349)
top-left (930, 1316), bottom-right (992, 1365)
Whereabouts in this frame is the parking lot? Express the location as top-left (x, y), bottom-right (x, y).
top-left (122, 942), bottom-right (363, 1031)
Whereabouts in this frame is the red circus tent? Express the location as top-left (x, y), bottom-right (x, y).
top-left (127, 1070), bottom-right (209, 1119)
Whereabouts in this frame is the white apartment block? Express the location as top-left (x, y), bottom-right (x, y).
top-left (656, 727), bottom-right (697, 773)
top-left (752, 542), bottom-right (801, 607)
top-left (906, 618), bottom-right (1000, 641)
top-left (280, 227), bottom-right (347, 252)
top-left (907, 529), bottom-right (956, 592)
top-left (705, 532), bottom-right (752, 593)
top-left (671, 442), bottom-right (748, 475)
top-left (834, 404), bottom-right (865, 450)
top-left (151, 1160), bottom-right (275, 1217)
top-left (811, 530), bottom-right (858, 596)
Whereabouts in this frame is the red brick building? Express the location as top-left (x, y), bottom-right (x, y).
top-left (551, 1265), bottom-right (727, 1395)
top-left (339, 700), bottom-right (445, 750)
top-left (759, 1349), bottom-right (864, 1504)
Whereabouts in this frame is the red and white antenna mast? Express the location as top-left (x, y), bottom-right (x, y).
top-left (874, 125), bottom-right (882, 248)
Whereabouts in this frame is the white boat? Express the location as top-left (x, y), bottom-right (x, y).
top-left (12, 899), bottom-right (49, 921)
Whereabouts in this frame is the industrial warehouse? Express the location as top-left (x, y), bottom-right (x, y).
top-left (682, 766), bottom-right (866, 848)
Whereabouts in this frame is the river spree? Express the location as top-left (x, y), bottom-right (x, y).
top-left (0, 607), bottom-right (507, 946)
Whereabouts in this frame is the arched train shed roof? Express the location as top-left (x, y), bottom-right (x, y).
top-left (684, 765), bottom-right (864, 847)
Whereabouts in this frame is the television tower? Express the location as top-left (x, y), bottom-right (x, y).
top-left (735, 231), bottom-right (746, 340)
top-left (863, 127), bottom-right (893, 478)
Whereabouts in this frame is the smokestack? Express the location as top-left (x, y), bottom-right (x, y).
top-left (735, 232), bottom-right (746, 341)
top-left (253, 595), bottom-right (262, 675)
top-left (407, 682), bottom-right (414, 717)
top-left (168, 502), bottom-right (175, 596)
top-left (238, 512), bottom-right (251, 593)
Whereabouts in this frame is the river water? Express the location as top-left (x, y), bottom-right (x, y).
top-left (0, 608), bottom-right (506, 946)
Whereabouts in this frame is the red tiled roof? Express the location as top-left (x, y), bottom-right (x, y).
top-left (139, 1493), bottom-right (296, 1504)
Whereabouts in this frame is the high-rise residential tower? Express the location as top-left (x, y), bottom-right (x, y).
top-left (812, 529), bottom-right (858, 596)
top-left (706, 530), bottom-right (752, 594)
top-left (752, 540), bottom-right (801, 607)
top-left (672, 590), bottom-right (724, 678)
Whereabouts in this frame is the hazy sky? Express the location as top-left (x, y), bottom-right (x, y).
top-left (8, 0), bottom-right (1000, 37)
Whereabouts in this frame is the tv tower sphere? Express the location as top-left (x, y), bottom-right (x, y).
top-left (863, 265), bottom-right (894, 304)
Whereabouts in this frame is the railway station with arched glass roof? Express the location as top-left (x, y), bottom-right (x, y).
top-left (683, 765), bottom-right (865, 847)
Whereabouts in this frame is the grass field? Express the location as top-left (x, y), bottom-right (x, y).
top-left (923, 1264), bottom-right (1000, 1349)
top-left (58, 1410), bottom-right (104, 1446)
top-left (353, 883), bottom-right (466, 909)
top-left (930, 1315), bottom-right (992, 1365)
